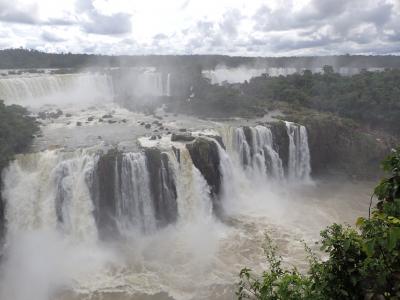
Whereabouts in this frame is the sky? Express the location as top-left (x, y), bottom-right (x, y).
top-left (0, 0), bottom-right (399, 56)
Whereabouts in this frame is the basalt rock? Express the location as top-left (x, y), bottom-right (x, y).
top-left (145, 148), bottom-right (178, 228)
top-left (89, 149), bottom-right (122, 239)
top-left (171, 133), bottom-right (195, 142)
top-left (269, 121), bottom-right (290, 173)
top-left (186, 137), bottom-right (222, 217)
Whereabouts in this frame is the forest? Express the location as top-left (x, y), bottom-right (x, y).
top-left (1, 48), bottom-right (400, 70)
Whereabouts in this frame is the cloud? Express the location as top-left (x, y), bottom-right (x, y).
top-left (75, 0), bottom-right (132, 35)
top-left (41, 30), bottom-right (66, 43)
top-left (0, 0), bottom-right (398, 56)
top-left (219, 9), bottom-right (242, 38)
top-left (0, 0), bottom-right (39, 24)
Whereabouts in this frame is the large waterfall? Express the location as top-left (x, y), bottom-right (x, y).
top-left (0, 73), bottom-right (114, 106)
top-left (0, 69), bottom-right (172, 106)
top-left (0, 120), bottom-right (315, 300)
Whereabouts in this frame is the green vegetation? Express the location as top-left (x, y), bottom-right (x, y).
top-left (0, 100), bottom-right (39, 171)
top-left (243, 68), bottom-right (400, 135)
top-left (1, 48), bottom-right (399, 70)
top-left (237, 148), bottom-right (400, 299)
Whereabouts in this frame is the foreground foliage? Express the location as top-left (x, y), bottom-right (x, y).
top-left (238, 148), bottom-right (400, 299)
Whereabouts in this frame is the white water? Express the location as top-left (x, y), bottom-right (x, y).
top-left (285, 122), bottom-right (312, 182)
top-left (0, 73), bottom-right (114, 106)
top-left (232, 126), bottom-right (284, 181)
top-left (0, 116), bottom-right (369, 300)
top-left (0, 69), bottom-right (172, 107)
top-left (116, 152), bottom-right (157, 236)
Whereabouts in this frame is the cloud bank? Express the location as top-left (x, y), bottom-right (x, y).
top-left (0, 0), bottom-right (398, 56)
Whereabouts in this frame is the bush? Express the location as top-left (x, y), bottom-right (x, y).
top-left (238, 148), bottom-right (400, 300)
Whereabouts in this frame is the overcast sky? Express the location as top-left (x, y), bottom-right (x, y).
top-left (0, 0), bottom-right (399, 56)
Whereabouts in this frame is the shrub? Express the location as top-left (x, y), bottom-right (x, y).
top-left (238, 148), bottom-right (400, 299)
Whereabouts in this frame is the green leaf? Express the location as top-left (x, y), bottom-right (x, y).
top-left (388, 227), bottom-right (400, 251)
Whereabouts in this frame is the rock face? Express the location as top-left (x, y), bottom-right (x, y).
top-left (171, 133), bottom-right (195, 142)
top-left (145, 148), bottom-right (178, 227)
top-left (286, 114), bottom-right (395, 179)
top-left (89, 149), bottom-right (122, 240)
top-left (0, 178), bottom-right (4, 244)
top-left (186, 137), bottom-right (222, 216)
top-left (269, 121), bottom-right (290, 173)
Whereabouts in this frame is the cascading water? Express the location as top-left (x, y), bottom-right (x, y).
top-left (0, 73), bottom-right (114, 106)
top-left (173, 148), bottom-right (213, 223)
top-left (115, 152), bottom-right (156, 236)
top-left (285, 121), bottom-right (312, 182)
top-left (0, 117), bottom-right (317, 300)
top-left (2, 150), bottom-right (98, 242)
top-left (233, 125), bottom-right (284, 181)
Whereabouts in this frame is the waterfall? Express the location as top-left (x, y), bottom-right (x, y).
top-left (1, 148), bottom-right (180, 242)
top-left (166, 73), bottom-right (171, 97)
top-left (173, 148), bottom-right (213, 223)
top-left (115, 153), bottom-right (156, 236)
top-left (285, 121), bottom-right (311, 182)
top-left (233, 126), bottom-right (284, 180)
top-left (0, 73), bottom-right (114, 106)
top-left (234, 127), bottom-right (251, 168)
top-left (2, 150), bottom-right (98, 242)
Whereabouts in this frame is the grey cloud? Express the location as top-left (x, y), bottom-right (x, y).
top-left (0, 0), bottom-right (39, 24)
top-left (219, 9), bottom-right (242, 38)
top-left (76, 0), bottom-right (132, 35)
top-left (153, 33), bottom-right (168, 40)
top-left (251, 0), bottom-right (397, 54)
top-left (41, 30), bottom-right (66, 43)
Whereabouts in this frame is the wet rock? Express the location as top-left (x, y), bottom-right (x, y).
top-left (98, 118), bottom-right (103, 122)
top-left (186, 138), bottom-right (222, 217)
top-left (179, 128), bottom-right (187, 132)
top-left (102, 114), bottom-right (113, 119)
top-left (89, 149), bottom-right (122, 239)
top-left (145, 124), bottom-right (151, 129)
top-left (145, 148), bottom-right (178, 227)
top-left (171, 133), bottom-right (195, 142)
top-left (269, 121), bottom-right (289, 173)
top-left (65, 113), bottom-right (72, 117)
top-left (121, 119), bottom-right (127, 123)
top-left (87, 116), bottom-right (94, 121)
top-left (108, 120), bottom-right (117, 124)
top-left (76, 122), bottom-right (82, 126)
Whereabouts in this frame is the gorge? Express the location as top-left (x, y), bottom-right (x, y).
top-left (0, 65), bottom-right (394, 300)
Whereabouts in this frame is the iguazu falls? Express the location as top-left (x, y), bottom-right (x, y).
top-left (0, 1), bottom-right (400, 300)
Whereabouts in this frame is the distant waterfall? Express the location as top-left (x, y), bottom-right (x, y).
top-left (110, 68), bottom-right (171, 99)
top-left (285, 122), bottom-right (311, 182)
top-left (233, 126), bottom-right (284, 180)
top-left (0, 73), bottom-right (114, 105)
top-left (166, 73), bottom-right (171, 97)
